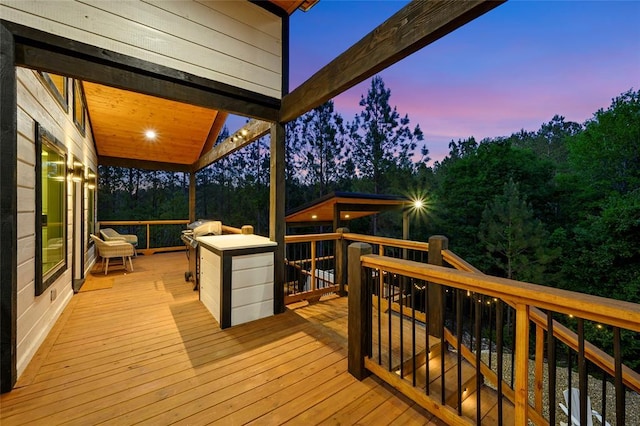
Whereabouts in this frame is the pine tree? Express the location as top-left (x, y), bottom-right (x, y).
top-left (478, 179), bottom-right (554, 282)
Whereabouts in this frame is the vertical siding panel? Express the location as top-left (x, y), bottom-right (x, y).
top-left (14, 68), bottom-right (97, 379)
top-left (1, 0), bottom-right (283, 97)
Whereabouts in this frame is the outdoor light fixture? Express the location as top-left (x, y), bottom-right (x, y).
top-left (311, 214), bottom-right (318, 219)
top-left (69, 161), bottom-right (84, 182)
top-left (144, 129), bottom-right (157, 140)
top-left (86, 171), bottom-right (97, 189)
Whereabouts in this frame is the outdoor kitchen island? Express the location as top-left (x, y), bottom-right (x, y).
top-left (197, 234), bottom-right (277, 329)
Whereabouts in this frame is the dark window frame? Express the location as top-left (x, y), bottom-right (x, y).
top-left (35, 123), bottom-right (68, 296)
top-left (72, 79), bottom-right (86, 135)
top-left (39, 72), bottom-right (68, 113)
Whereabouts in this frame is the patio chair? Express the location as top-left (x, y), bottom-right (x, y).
top-left (100, 228), bottom-right (138, 255)
top-left (90, 234), bottom-right (135, 275)
top-left (559, 387), bottom-right (611, 426)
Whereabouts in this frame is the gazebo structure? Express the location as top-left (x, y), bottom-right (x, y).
top-left (285, 191), bottom-right (416, 236)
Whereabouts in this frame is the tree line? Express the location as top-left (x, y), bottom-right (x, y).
top-left (99, 80), bottom-right (640, 312)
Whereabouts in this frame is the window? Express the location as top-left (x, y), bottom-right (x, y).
top-left (39, 72), bottom-right (68, 112)
top-left (36, 123), bottom-right (67, 296)
top-left (73, 80), bottom-right (86, 135)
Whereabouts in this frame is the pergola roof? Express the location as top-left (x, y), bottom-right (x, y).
top-left (285, 191), bottom-right (411, 226)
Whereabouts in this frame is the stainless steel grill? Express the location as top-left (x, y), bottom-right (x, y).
top-left (182, 220), bottom-right (221, 290)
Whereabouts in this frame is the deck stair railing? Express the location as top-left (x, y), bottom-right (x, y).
top-left (347, 236), bottom-right (640, 425)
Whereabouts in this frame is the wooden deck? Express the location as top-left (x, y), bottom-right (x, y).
top-left (1, 252), bottom-right (444, 425)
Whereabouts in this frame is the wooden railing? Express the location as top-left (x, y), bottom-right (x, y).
top-left (283, 230), bottom-right (430, 304)
top-left (98, 221), bottom-right (252, 256)
top-left (98, 219), bottom-right (189, 256)
top-left (284, 232), bottom-right (342, 304)
top-left (348, 244), bottom-right (640, 425)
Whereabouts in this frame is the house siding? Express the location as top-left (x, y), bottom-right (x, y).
top-left (0, 0), bottom-right (283, 98)
top-left (15, 68), bottom-right (97, 377)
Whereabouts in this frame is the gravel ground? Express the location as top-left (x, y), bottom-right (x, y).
top-left (480, 352), bottom-right (640, 425)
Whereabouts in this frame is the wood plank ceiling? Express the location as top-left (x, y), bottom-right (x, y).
top-left (84, 0), bottom-right (314, 169)
top-left (84, 82), bottom-right (219, 165)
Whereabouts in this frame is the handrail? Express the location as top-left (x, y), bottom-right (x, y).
top-left (443, 247), bottom-right (640, 394)
top-left (343, 232), bottom-right (429, 252)
top-left (98, 219), bottom-right (189, 255)
top-left (442, 249), bottom-right (483, 274)
top-left (99, 219), bottom-right (189, 226)
top-left (360, 254), bottom-right (640, 333)
top-left (285, 233), bottom-right (341, 243)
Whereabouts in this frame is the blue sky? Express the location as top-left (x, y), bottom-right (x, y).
top-left (232, 1), bottom-right (640, 164)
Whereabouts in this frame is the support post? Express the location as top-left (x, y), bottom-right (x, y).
top-left (335, 228), bottom-right (349, 296)
top-left (348, 242), bottom-right (372, 380)
top-left (0, 22), bottom-right (17, 393)
top-left (427, 235), bottom-right (448, 337)
top-left (270, 122), bottom-right (285, 314)
top-left (188, 172), bottom-right (196, 223)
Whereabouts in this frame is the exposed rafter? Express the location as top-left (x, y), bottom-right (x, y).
top-left (193, 119), bottom-right (271, 172)
top-left (200, 111), bottom-right (229, 157)
top-left (280, 0), bottom-right (505, 123)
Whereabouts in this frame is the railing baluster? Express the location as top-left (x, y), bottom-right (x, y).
top-left (475, 295), bottom-right (482, 424)
top-left (310, 241), bottom-right (316, 292)
top-left (440, 287), bottom-right (446, 406)
top-left (388, 271), bottom-right (393, 372)
top-left (510, 305), bottom-right (516, 388)
top-left (601, 366), bottom-right (607, 426)
top-left (377, 270), bottom-right (382, 365)
top-left (578, 318), bottom-right (587, 425)
top-left (534, 322), bottom-right (544, 415)
top-left (425, 280), bottom-right (430, 396)
top-left (614, 326), bottom-right (625, 426)
top-left (567, 340), bottom-right (573, 423)
top-left (456, 288), bottom-right (462, 413)
top-left (399, 274), bottom-right (404, 378)
top-left (411, 278), bottom-right (416, 387)
top-left (496, 300), bottom-right (504, 426)
top-left (547, 310), bottom-right (556, 426)
top-left (488, 299), bottom-right (494, 369)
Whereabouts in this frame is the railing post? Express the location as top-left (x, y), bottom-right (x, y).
top-left (427, 235), bottom-right (447, 337)
top-left (348, 242), bottom-right (372, 380)
top-left (514, 303), bottom-right (530, 425)
top-left (241, 225), bottom-right (253, 235)
top-left (335, 227), bottom-right (349, 296)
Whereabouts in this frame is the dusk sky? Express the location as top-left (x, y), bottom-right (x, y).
top-left (233, 1), bottom-right (640, 164)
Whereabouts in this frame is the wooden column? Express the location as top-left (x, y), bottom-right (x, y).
top-left (0, 22), bottom-right (17, 393)
top-left (335, 227), bottom-right (349, 296)
top-left (514, 303), bottom-right (530, 424)
top-left (427, 235), bottom-right (447, 337)
top-left (188, 172), bottom-right (196, 223)
top-left (348, 242), bottom-right (372, 380)
top-left (270, 122), bottom-right (285, 315)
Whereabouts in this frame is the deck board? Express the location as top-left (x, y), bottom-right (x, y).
top-left (1, 252), bottom-right (436, 425)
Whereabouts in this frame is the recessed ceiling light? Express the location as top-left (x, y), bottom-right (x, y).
top-left (311, 214), bottom-right (317, 219)
top-left (145, 129), bottom-right (157, 140)
top-left (345, 214), bottom-right (350, 218)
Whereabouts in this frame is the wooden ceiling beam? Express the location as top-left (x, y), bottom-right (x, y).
top-left (280, 0), bottom-right (505, 123)
top-left (200, 111), bottom-right (229, 157)
top-left (193, 119), bottom-right (271, 172)
top-left (7, 21), bottom-right (280, 121)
